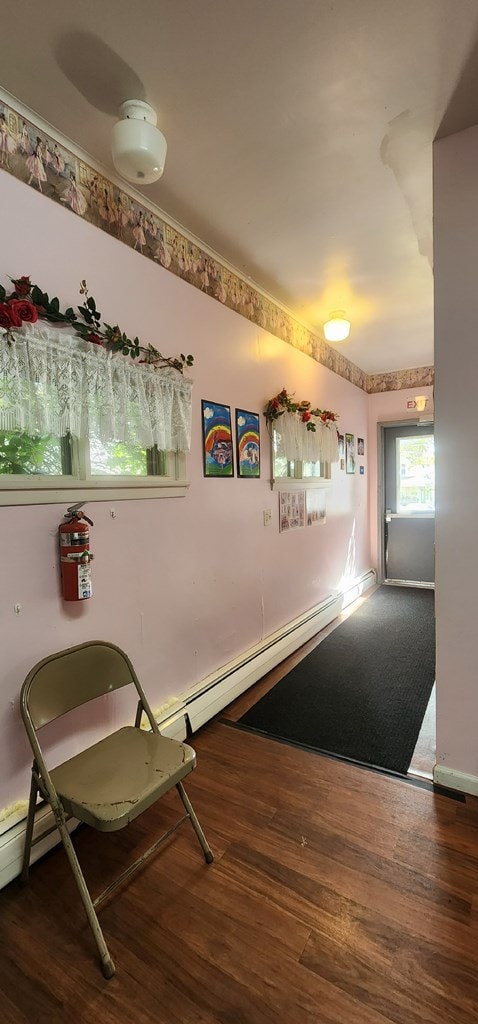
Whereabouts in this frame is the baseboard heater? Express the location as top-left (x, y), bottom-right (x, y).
top-left (0, 568), bottom-right (375, 888)
top-left (181, 569), bottom-right (376, 732)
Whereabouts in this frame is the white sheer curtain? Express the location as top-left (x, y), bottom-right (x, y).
top-left (274, 411), bottom-right (339, 464)
top-left (0, 322), bottom-right (193, 452)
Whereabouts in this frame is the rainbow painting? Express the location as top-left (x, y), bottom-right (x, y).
top-left (235, 409), bottom-right (260, 478)
top-left (201, 400), bottom-right (234, 477)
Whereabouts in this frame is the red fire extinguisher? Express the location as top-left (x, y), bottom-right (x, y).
top-left (59, 503), bottom-right (95, 601)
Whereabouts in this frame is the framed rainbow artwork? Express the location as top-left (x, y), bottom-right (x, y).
top-left (201, 400), bottom-right (234, 477)
top-left (235, 409), bottom-right (260, 478)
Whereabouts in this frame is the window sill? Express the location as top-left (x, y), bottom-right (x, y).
top-left (0, 477), bottom-right (190, 506)
top-left (271, 478), bottom-right (331, 492)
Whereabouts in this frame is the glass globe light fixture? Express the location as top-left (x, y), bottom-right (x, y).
top-left (323, 311), bottom-right (351, 343)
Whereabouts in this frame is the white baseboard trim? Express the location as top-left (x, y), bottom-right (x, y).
top-left (0, 567), bottom-right (375, 888)
top-left (433, 765), bottom-right (478, 797)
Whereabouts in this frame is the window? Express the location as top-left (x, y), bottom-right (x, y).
top-left (396, 435), bottom-right (435, 513)
top-left (0, 324), bottom-right (191, 504)
top-left (0, 429), bottom-right (186, 504)
top-left (271, 428), bottom-right (331, 489)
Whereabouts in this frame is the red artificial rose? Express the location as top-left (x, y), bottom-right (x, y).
top-left (87, 332), bottom-right (103, 345)
top-left (0, 302), bottom-right (22, 329)
top-left (11, 275), bottom-right (31, 297)
top-left (301, 410), bottom-right (312, 422)
top-left (272, 397), bottom-right (280, 409)
top-left (9, 299), bottom-right (38, 323)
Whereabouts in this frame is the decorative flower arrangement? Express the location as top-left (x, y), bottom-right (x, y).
top-left (264, 388), bottom-right (338, 432)
top-left (0, 275), bottom-right (193, 373)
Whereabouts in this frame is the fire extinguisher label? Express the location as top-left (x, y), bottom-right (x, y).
top-left (60, 530), bottom-right (89, 546)
top-left (78, 563), bottom-right (92, 599)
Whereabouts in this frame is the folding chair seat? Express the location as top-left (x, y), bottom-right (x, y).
top-left (20, 641), bottom-right (213, 978)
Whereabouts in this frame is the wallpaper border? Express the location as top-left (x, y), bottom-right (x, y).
top-left (0, 95), bottom-right (433, 395)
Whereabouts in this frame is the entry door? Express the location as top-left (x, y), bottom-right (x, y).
top-left (383, 424), bottom-right (435, 584)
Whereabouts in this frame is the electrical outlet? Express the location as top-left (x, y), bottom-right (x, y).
top-left (263, 509), bottom-right (272, 526)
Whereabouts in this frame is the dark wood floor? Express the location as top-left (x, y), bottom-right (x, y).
top-left (1, 703), bottom-right (478, 1023)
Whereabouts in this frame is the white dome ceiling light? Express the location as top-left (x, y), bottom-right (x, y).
top-left (323, 311), bottom-right (351, 343)
top-left (111, 100), bottom-right (167, 185)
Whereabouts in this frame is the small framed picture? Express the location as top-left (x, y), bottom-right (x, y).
top-left (345, 433), bottom-right (356, 474)
top-left (235, 409), bottom-right (260, 478)
top-left (357, 437), bottom-right (365, 456)
top-left (201, 400), bottom-right (234, 477)
top-left (306, 488), bottom-right (326, 526)
top-left (338, 433), bottom-right (345, 459)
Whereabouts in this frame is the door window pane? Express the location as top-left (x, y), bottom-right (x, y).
top-left (397, 435), bottom-right (435, 512)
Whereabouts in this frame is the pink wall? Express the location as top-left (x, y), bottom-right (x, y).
top-left (433, 125), bottom-right (478, 779)
top-left (0, 171), bottom-right (370, 812)
top-left (367, 387), bottom-right (434, 568)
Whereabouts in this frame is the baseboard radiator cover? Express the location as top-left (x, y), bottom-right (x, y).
top-left (0, 568), bottom-right (375, 888)
top-left (183, 569), bottom-right (376, 732)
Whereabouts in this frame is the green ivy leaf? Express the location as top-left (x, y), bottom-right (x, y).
top-left (0, 286), bottom-right (6, 301)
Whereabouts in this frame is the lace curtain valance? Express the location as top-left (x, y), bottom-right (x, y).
top-left (275, 411), bottom-right (339, 464)
top-left (0, 323), bottom-right (193, 452)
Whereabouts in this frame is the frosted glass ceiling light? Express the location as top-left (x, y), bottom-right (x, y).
top-left (323, 311), bottom-right (351, 343)
top-left (112, 100), bottom-right (167, 185)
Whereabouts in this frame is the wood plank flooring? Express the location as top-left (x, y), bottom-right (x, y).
top-left (1, 713), bottom-right (477, 1024)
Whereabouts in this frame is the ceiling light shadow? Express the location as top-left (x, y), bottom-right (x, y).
top-left (55, 31), bottom-right (146, 116)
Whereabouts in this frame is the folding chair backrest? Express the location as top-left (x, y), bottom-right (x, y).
top-left (22, 641), bottom-right (139, 730)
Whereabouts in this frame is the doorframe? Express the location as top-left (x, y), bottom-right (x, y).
top-left (376, 418), bottom-right (434, 585)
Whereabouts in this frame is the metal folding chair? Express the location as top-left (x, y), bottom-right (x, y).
top-left (20, 640), bottom-right (213, 978)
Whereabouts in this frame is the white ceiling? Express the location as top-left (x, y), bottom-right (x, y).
top-left (2, 0), bottom-right (478, 373)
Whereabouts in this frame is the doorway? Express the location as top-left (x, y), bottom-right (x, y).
top-left (380, 422), bottom-right (435, 586)
top-left (378, 421), bottom-right (436, 778)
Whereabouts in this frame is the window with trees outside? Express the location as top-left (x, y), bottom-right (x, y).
top-left (0, 318), bottom-right (192, 504)
top-left (0, 427), bottom-right (184, 504)
top-left (396, 434), bottom-right (435, 513)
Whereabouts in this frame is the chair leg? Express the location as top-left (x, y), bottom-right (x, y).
top-left (21, 769), bottom-right (39, 883)
top-left (176, 781), bottom-right (214, 863)
top-left (51, 805), bottom-right (116, 979)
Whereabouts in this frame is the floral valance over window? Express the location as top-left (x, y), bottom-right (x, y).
top-left (0, 323), bottom-right (193, 452)
top-left (264, 388), bottom-right (339, 464)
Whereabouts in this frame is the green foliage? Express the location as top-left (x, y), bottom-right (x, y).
top-left (0, 431), bottom-right (62, 474)
top-left (89, 436), bottom-right (148, 476)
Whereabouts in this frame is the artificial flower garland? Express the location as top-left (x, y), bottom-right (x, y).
top-left (264, 388), bottom-right (338, 432)
top-left (0, 275), bottom-right (193, 373)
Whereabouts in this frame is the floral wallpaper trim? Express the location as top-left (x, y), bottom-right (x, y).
top-left (0, 96), bottom-right (432, 396)
top-left (366, 366), bottom-right (434, 393)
